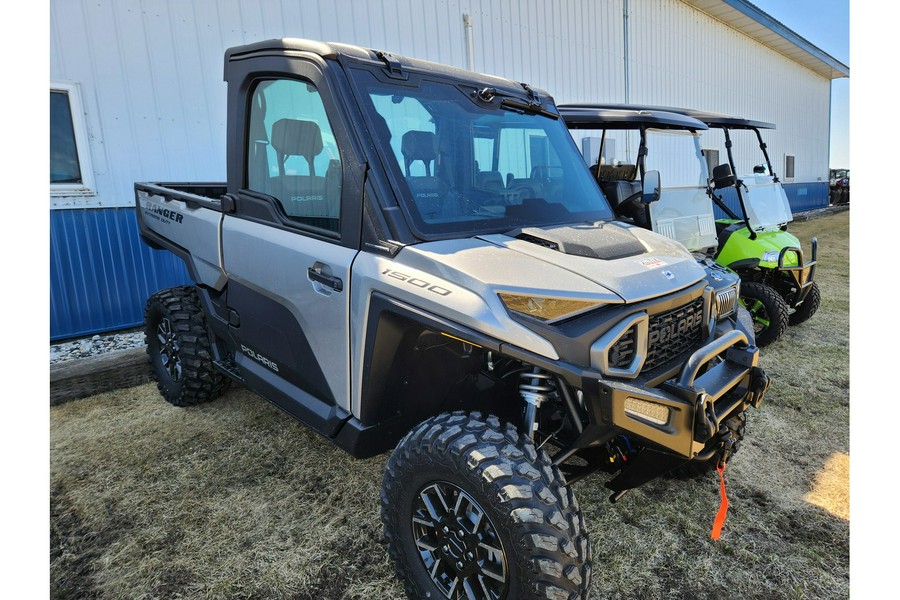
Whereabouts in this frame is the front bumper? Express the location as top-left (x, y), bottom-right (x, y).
top-left (774, 237), bottom-right (818, 307)
top-left (596, 329), bottom-right (768, 458)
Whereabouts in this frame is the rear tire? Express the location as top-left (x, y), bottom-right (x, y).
top-left (739, 282), bottom-right (789, 347)
top-left (144, 286), bottom-right (228, 406)
top-left (382, 412), bottom-right (591, 600)
top-left (788, 281), bottom-right (820, 326)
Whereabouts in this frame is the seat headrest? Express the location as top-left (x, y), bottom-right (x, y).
top-left (401, 130), bottom-right (437, 162)
top-left (271, 119), bottom-right (323, 159)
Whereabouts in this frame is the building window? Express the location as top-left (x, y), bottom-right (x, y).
top-left (702, 149), bottom-right (720, 179)
top-left (51, 82), bottom-right (95, 197)
top-left (784, 155), bottom-right (795, 179)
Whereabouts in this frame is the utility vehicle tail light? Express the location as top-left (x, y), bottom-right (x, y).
top-left (624, 397), bottom-right (670, 426)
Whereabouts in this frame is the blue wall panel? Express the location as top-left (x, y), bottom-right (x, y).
top-left (50, 208), bottom-right (191, 341)
top-left (782, 182), bottom-right (829, 212)
top-left (711, 181), bottom-right (829, 220)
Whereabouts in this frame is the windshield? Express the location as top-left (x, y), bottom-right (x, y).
top-left (644, 129), bottom-right (718, 252)
top-left (350, 69), bottom-right (614, 236)
top-left (742, 175), bottom-right (793, 230)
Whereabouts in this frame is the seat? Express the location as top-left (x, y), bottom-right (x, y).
top-left (269, 118), bottom-right (331, 221)
top-left (600, 180), bottom-right (647, 228)
top-left (401, 130), bottom-right (437, 176)
top-left (400, 131), bottom-right (458, 220)
top-left (475, 170), bottom-right (505, 192)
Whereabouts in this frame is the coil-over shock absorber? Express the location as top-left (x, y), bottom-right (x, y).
top-left (519, 366), bottom-right (557, 439)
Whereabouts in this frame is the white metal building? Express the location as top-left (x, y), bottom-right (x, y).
top-left (49, 0), bottom-right (849, 339)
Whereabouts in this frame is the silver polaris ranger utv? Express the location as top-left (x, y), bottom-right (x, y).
top-left (135, 39), bottom-right (769, 600)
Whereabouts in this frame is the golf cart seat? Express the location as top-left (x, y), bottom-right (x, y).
top-left (601, 180), bottom-right (648, 228)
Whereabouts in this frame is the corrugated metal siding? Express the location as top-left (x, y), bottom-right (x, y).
top-left (50, 208), bottom-right (190, 340)
top-left (49, 0), bottom-right (834, 337)
top-left (626, 0), bottom-right (831, 184)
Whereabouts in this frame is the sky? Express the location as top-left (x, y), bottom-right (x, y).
top-left (746, 0), bottom-right (850, 169)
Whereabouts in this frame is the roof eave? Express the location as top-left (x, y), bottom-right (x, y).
top-left (681, 0), bottom-right (849, 80)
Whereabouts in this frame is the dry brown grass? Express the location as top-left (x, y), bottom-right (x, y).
top-left (50, 211), bottom-right (850, 599)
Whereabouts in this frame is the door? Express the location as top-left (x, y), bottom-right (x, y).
top-left (222, 71), bottom-right (360, 429)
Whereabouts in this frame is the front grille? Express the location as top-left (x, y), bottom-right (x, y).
top-left (644, 297), bottom-right (704, 370)
top-left (608, 326), bottom-right (637, 369)
top-left (716, 288), bottom-right (737, 317)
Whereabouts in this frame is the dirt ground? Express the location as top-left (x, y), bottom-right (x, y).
top-left (50, 211), bottom-right (850, 599)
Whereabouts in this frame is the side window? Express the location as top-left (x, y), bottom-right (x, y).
top-left (51, 82), bottom-right (95, 196)
top-left (247, 79), bottom-right (341, 232)
top-left (784, 155), bottom-right (795, 179)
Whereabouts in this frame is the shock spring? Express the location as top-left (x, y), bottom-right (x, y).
top-left (520, 367), bottom-right (556, 439)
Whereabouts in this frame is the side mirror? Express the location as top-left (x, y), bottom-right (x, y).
top-left (642, 170), bottom-right (661, 204)
top-left (711, 163), bottom-right (737, 189)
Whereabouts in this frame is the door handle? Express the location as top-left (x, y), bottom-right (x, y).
top-left (307, 266), bottom-right (344, 292)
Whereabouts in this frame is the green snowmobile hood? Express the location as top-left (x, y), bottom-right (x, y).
top-left (716, 221), bottom-right (804, 269)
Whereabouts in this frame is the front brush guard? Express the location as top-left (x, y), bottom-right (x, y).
top-left (599, 332), bottom-right (768, 495)
top-left (775, 237), bottom-right (818, 307)
top-left (595, 330), bottom-right (764, 460)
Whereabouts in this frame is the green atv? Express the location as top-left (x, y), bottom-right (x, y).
top-left (561, 104), bottom-right (818, 346)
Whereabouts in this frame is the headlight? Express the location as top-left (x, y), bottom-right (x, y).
top-left (498, 293), bottom-right (604, 323)
top-left (762, 250), bottom-right (780, 264)
top-left (624, 397), bottom-right (670, 425)
top-left (715, 283), bottom-right (739, 318)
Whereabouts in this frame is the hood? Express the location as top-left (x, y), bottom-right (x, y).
top-left (399, 220), bottom-right (704, 304)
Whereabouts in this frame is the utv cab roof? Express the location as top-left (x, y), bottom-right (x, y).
top-left (225, 38), bottom-right (554, 108)
top-left (558, 105), bottom-right (707, 131)
top-left (559, 103), bottom-right (774, 131)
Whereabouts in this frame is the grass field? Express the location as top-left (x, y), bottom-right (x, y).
top-left (50, 210), bottom-right (850, 599)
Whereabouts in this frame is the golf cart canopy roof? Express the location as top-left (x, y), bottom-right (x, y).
top-left (559, 103), bottom-right (774, 131)
top-left (558, 105), bottom-right (707, 131)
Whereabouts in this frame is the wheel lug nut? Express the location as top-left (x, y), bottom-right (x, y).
top-left (442, 545), bottom-right (449, 553)
top-left (456, 561), bottom-right (464, 569)
top-left (443, 526), bottom-right (449, 533)
top-left (466, 551), bottom-right (474, 560)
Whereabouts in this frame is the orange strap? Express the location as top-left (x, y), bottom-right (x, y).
top-left (710, 461), bottom-right (729, 540)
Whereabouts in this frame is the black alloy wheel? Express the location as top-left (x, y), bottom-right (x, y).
top-left (382, 412), bottom-right (591, 600)
top-left (412, 481), bottom-right (508, 599)
top-left (155, 316), bottom-right (183, 382)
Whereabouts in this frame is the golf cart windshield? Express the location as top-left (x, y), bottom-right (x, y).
top-left (716, 126), bottom-right (793, 231)
top-left (643, 129), bottom-right (717, 252)
top-left (349, 69), bottom-right (614, 237)
top-left (741, 174), bottom-right (793, 231)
